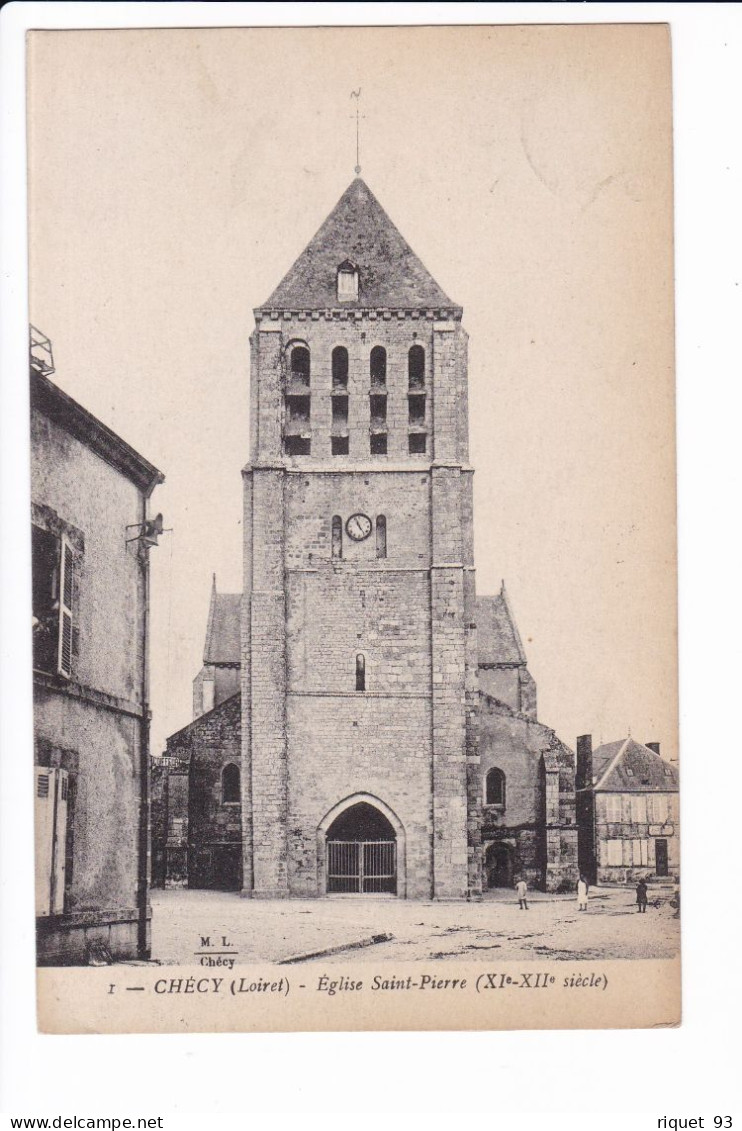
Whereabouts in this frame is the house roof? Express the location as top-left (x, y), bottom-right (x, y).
top-left (592, 737), bottom-right (679, 793)
top-left (31, 369), bottom-right (164, 496)
top-left (203, 576), bottom-right (241, 665)
top-left (259, 177), bottom-right (458, 312)
top-left (476, 582), bottom-right (527, 666)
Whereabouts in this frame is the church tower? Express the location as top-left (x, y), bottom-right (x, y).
top-left (241, 177), bottom-right (480, 899)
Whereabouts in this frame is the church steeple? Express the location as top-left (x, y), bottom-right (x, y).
top-left (243, 172), bottom-right (476, 902)
top-left (259, 178), bottom-right (458, 314)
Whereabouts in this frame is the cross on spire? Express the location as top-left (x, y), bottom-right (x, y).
top-left (350, 88), bottom-right (364, 175)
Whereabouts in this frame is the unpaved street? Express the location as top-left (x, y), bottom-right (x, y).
top-left (151, 884), bottom-right (679, 965)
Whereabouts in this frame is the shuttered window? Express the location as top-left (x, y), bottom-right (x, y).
top-left (630, 795), bottom-right (647, 823)
top-left (604, 795), bottom-right (622, 822)
top-left (649, 794), bottom-right (668, 823)
top-left (57, 536), bottom-right (74, 678)
top-left (34, 767), bottom-right (70, 916)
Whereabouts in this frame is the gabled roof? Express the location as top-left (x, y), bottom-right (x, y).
top-left (203, 575), bottom-right (241, 665)
top-left (260, 177), bottom-right (457, 312)
top-left (476, 582), bottom-right (527, 666)
top-left (31, 369), bottom-right (164, 496)
top-left (592, 737), bottom-right (679, 793)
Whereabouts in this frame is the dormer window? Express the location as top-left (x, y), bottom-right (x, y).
top-left (337, 260), bottom-right (359, 302)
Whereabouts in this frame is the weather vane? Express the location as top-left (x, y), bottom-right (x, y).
top-left (350, 88), bottom-right (364, 175)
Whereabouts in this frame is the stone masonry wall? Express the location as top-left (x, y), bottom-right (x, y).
top-left (244, 312), bottom-right (473, 899)
top-left (283, 469), bottom-right (434, 897)
top-left (166, 694), bottom-right (242, 890)
top-left (479, 697), bottom-right (578, 891)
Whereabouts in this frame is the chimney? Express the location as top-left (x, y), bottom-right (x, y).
top-left (576, 734), bottom-right (593, 790)
top-left (645, 742), bottom-right (660, 756)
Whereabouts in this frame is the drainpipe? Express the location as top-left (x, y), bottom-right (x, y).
top-left (137, 481), bottom-right (158, 958)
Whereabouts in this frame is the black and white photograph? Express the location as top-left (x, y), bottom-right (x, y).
top-left (23, 21), bottom-right (680, 1034)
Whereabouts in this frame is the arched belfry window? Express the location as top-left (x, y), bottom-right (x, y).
top-left (408, 344), bottom-right (425, 389)
top-left (370, 346), bottom-right (387, 388)
top-left (337, 260), bottom-right (359, 302)
top-left (356, 653), bottom-right (366, 692)
top-left (332, 346), bottom-right (349, 389)
top-left (290, 345), bottom-right (310, 387)
top-left (485, 767), bottom-right (506, 808)
top-left (332, 515), bottom-right (343, 559)
top-left (222, 763), bottom-right (241, 804)
top-left (284, 343), bottom-right (311, 456)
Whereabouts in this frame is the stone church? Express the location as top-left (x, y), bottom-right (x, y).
top-left (157, 177), bottom-right (578, 898)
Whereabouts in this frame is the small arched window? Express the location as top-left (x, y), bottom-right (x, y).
top-left (222, 763), bottom-right (241, 804)
top-left (331, 515), bottom-right (343, 559)
top-left (370, 346), bottom-right (387, 387)
top-left (408, 344), bottom-right (425, 389)
top-left (332, 346), bottom-right (349, 389)
top-left (485, 768), bottom-right (506, 807)
top-left (356, 653), bottom-right (366, 692)
top-left (376, 515), bottom-right (387, 559)
top-left (290, 345), bottom-right (310, 386)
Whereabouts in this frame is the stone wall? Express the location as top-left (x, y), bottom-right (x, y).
top-left (166, 694), bottom-right (242, 890)
top-left (479, 695), bottom-right (578, 891)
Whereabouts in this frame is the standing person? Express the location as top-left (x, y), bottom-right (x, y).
top-left (515, 877), bottom-right (529, 910)
top-left (577, 875), bottom-right (589, 911)
top-left (670, 880), bottom-right (680, 919)
top-left (636, 877), bottom-right (648, 913)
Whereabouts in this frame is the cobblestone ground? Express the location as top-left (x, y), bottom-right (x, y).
top-left (151, 884), bottom-right (680, 965)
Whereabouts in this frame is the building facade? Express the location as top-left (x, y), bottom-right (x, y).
top-left (157, 177), bottom-right (579, 897)
top-left (31, 330), bottom-right (164, 963)
top-left (478, 588), bottom-right (577, 891)
top-left (576, 735), bottom-right (679, 884)
top-left (160, 694), bottom-right (243, 890)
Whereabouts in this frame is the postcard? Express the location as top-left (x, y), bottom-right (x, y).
top-left (27, 23), bottom-right (678, 1033)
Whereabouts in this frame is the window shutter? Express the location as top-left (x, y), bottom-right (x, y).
top-left (57, 537), bottom-right (74, 678)
top-left (51, 769), bottom-right (69, 914)
top-left (35, 768), bottom-right (54, 915)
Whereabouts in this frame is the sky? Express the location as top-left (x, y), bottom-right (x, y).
top-left (26, 24), bottom-right (676, 759)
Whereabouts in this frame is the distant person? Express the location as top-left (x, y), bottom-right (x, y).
top-left (670, 881), bottom-right (680, 919)
top-left (577, 875), bottom-right (589, 912)
top-left (636, 878), bottom-right (648, 913)
top-left (515, 878), bottom-right (528, 910)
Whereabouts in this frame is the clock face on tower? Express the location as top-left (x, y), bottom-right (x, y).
top-left (345, 513), bottom-right (372, 541)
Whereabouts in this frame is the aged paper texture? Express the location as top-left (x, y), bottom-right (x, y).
top-left (27, 23), bottom-right (677, 1034)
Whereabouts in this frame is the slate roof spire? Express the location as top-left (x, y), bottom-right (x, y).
top-left (202, 575), bottom-right (241, 665)
top-left (476, 582), bottom-right (528, 666)
top-left (259, 177), bottom-right (459, 314)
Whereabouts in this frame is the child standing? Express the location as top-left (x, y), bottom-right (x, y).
top-left (515, 878), bottom-right (529, 910)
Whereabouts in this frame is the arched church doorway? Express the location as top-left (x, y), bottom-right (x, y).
top-left (485, 842), bottom-right (514, 889)
top-left (325, 801), bottom-right (397, 894)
